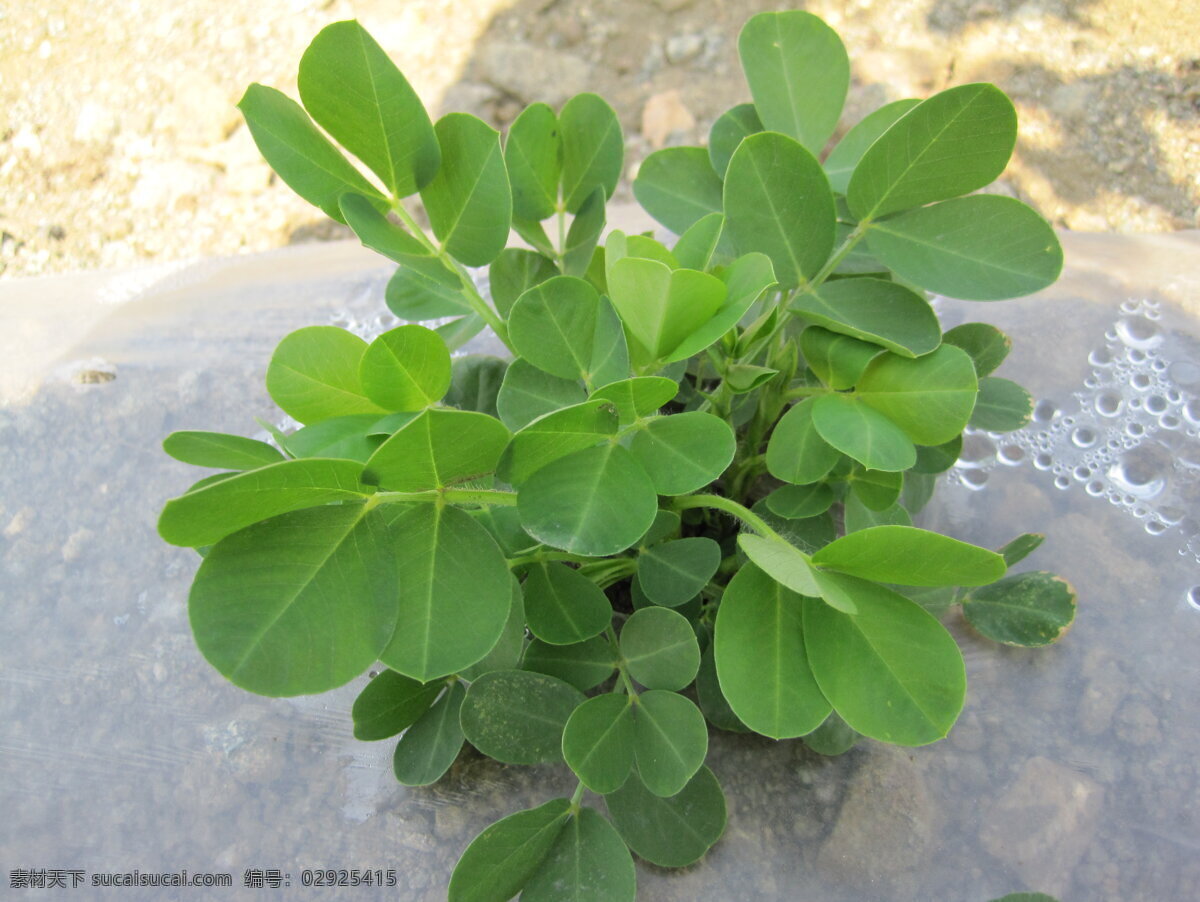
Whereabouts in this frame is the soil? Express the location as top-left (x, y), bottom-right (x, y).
top-left (2, 0), bottom-right (1198, 279)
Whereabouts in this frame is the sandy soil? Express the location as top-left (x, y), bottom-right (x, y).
top-left (1, 0), bottom-right (1197, 279)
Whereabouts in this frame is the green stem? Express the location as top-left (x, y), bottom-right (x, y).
top-left (671, 493), bottom-right (784, 542)
top-left (606, 626), bottom-right (639, 697)
top-left (569, 780), bottom-right (586, 812)
top-left (785, 385), bottom-right (828, 400)
top-left (802, 222), bottom-right (869, 291)
top-left (506, 550), bottom-right (597, 569)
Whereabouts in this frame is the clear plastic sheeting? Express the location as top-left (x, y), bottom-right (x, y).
top-left (2, 231), bottom-right (1199, 901)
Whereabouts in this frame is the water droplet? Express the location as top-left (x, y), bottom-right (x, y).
top-left (1128, 348), bottom-right (1147, 364)
top-left (1088, 348), bottom-right (1113, 367)
top-left (1033, 452), bottom-right (1054, 470)
top-left (1170, 360), bottom-right (1200, 387)
top-left (1187, 587), bottom-right (1200, 611)
top-left (1166, 388), bottom-right (1182, 403)
top-left (998, 445), bottom-right (1025, 465)
top-left (1131, 373), bottom-right (1152, 390)
top-left (960, 469), bottom-right (989, 490)
top-left (1095, 392), bottom-right (1123, 417)
top-left (1145, 395), bottom-right (1168, 414)
top-left (1033, 400), bottom-right (1059, 423)
top-left (1107, 450), bottom-right (1167, 500)
top-left (1184, 400), bottom-right (1200, 424)
top-left (1160, 415), bottom-right (1181, 430)
top-left (1072, 426), bottom-right (1097, 448)
top-left (1074, 465), bottom-right (1091, 480)
top-left (1054, 475), bottom-right (1070, 490)
top-left (1159, 506), bottom-right (1185, 526)
top-left (1152, 358), bottom-right (1167, 372)
top-left (1126, 422), bottom-right (1145, 438)
top-left (1115, 316), bottom-right (1162, 350)
top-left (1086, 480), bottom-right (1105, 496)
top-left (1146, 520), bottom-right (1167, 536)
top-left (958, 433), bottom-right (996, 468)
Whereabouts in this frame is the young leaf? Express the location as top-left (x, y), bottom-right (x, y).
top-left (588, 296), bottom-right (631, 388)
top-left (823, 99), bottom-right (921, 194)
top-left (633, 146), bottom-right (724, 235)
top-left (765, 483), bottom-right (835, 520)
top-left (163, 431), bottom-right (284, 470)
top-left (970, 376), bottom-right (1034, 432)
top-left (188, 504), bottom-right (395, 696)
top-left (563, 187), bottom-right (607, 278)
top-left (812, 525), bottom-right (1006, 587)
top-left (810, 393), bottom-right (917, 473)
top-left (629, 412), bottom-right (736, 495)
top-left (518, 444), bottom-right (658, 556)
top-left (266, 326), bottom-right (386, 425)
top-left (791, 278), bottom-right (941, 358)
top-left (158, 457), bottom-right (370, 547)
top-left (849, 467), bottom-right (903, 511)
top-left (420, 113), bottom-right (512, 266)
top-left (803, 578), bottom-right (966, 745)
top-left (632, 690), bottom-right (708, 797)
top-left (561, 694), bottom-right (636, 794)
top-left (638, 537), bottom-right (721, 608)
top-left (523, 561), bottom-right (613, 645)
top-left (459, 670), bottom-right (584, 765)
top-left (943, 322), bottom-right (1011, 376)
top-left (802, 711), bottom-right (860, 757)
top-left (708, 103), bottom-right (763, 178)
top-left (607, 257), bottom-right (726, 363)
top-left (999, 533), bottom-right (1045, 567)
top-left (847, 83), bottom-right (1017, 221)
top-left (497, 358), bottom-right (586, 431)
top-left (604, 767), bottom-right (726, 867)
top-left (393, 682), bottom-right (466, 786)
top-left (590, 377), bottom-right (679, 426)
top-left (620, 607), bottom-right (701, 691)
top-left (856, 344), bottom-right (979, 446)
top-left (662, 252), bottom-right (776, 364)
top-left (560, 93), bottom-right (623, 214)
top-left (297, 20), bottom-right (439, 198)
top-left (237, 84), bottom-right (388, 222)
top-left (499, 399), bottom-right (619, 485)
top-left (723, 132), bottom-right (836, 289)
top-left (673, 212), bottom-right (725, 271)
top-left (504, 101), bottom-right (561, 222)
top-left (522, 636), bottom-right (615, 692)
top-left (489, 249), bottom-right (558, 318)
top-left (738, 11), bottom-right (849, 153)
top-left (363, 408), bottom-right (510, 491)
top-left (379, 504), bottom-right (511, 681)
top-left (282, 418), bottom-right (376, 465)
top-left (352, 669), bottom-right (442, 741)
top-left (736, 533), bottom-right (823, 600)
top-left (509, 276), bottom-right (601, 381)
top-left (867, 195), bottom-right (1064, 300)
top-left (799, 327), bottom-right (886, 390)
top-left (962, 571), bottom-right (1076, 647)
top-left (766, 398), bottom-right (841, 484)
top-left (359, 324), bottom-right (452, 411)
top-left (444, 355), bottom-right (508, 418)
top-left (521, 807), bottom-right (637, 902)
top-left (714, 563), bottom-right (831, 738)
top-left (843, 494), bottom-right (912, 533)
top-left (448, 798), bottom-right (571, 902)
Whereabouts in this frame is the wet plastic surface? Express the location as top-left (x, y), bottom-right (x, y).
top-left (2, 229), bottom-right (1199, 901)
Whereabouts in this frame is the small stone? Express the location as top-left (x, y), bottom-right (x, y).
top-left (1079, 650), bottom-right (1127, 736)
top-left (74, 102), bottom-right (119, 144)
top-left (474, 42), bottom-right (591, 108)
top-left (641, 89), bottom-right (696, 149)
top-left (1048, 82), bottom-right (1096, 118)
top-left (1114, 699), bottom-right (1162, 747)
top-left (665, 33), bottom-right (704, 65)
top-left (156, 71), bottom-right (238, 146)
top-left (129, 161), bottom-right (217, 212)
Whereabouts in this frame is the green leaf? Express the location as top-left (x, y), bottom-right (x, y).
top-left (913, 435), bottom-right (963, 474)
top-left (519, 444), bottom-right (657, 556)
top-left (358, 324), bottom-right (452, 411)
top-left (714, 563), bottom-right (831, 738)
top-left (738, 11), bottom-right (848, 153)
top-left (662, 252), bottom-right (777, 363)
top-left (766, 398), bottom-right (841, 484)
top-left (588, 296), bottom-right (630, 389)
top-left (823, 99), bottom-right (921, 194)
top-left (497, 358), bottom-right (586, 431)
top-left (792, 278), bottom-right (941, 358)
top-left (522, 807), bottom-right (637, 902)
top-left (620, 607), bottom-right (700, 691)
top-left (638, 537), bottom-right (721, 608)
top-left (803, 577), bottom-right (966, 745)
top-left (799, 327), bottom-right (886, 390)
top-left (379, 504), bottom-right (512, 681)
top-left (163, 431), bottom-right (284, 470)
top-left (765, 483), bottom-right (835, 520)
top-left (523, 562), bottom-right (613, 645)
top-left (867, 195), bottom-right (1064, 300)
top-left (633, 146), bottom-right (725, 235)
top-left (810, 392), bottom-right (916, 473)
top-left (448, 798), bottom-right (571, 902)
top-left (237, 83), bottom-right (387, 222)
top-left (970, 376), bottom-right (1033, 432)
top-left (999, 533), bottom-right (1044, 566)
top-left (737, 533), bottom-right (824, 598)
top-left (855, 344), bottom-right (979, 446)
top-left (266, 326), bottom-right (386, 425)
top-left (340, 192), bottom-right (455, 283)
top-left (591, 377), bottom-right (678, 426)
top-left (604, 766), bottom-right (726, 867)
top-left (561, 694), bottom-right (635, 794)
top-left (352, 669), bottom-right (442, 740)
top-left (696, 644), bottom-right (749, 733)
top-left (188, 504), bottom-right (394, 696)
top-left (522, 636), bottom-right (615, 692)
top-left (813, 525), bottom-right (1006, 586)
top-left (944, 322), bottom-right (1012, 376)
top-left (444, 355), bottom-right (508, 418)
top-left (963, 571), bottom-right (1076, 647)
top-left (297, 20), bottom-right (439, 198)
top-left (725, 364), bottom-right (778, 393)
top-left (421, 113), bottom-right (512, 266)
top-left (673, 212), bottom-right (725, 271)
top-left (364, 408), bottom-right (510, 491)
top-left (283, 415), bottom-right (381, 463)
top-left (499, 399), bottom-right (619, 485)
top-left (393, 681), bottom-right (466, 786)
top-left (629, 412), bottom-right (736, 495)
top-left (460, 670), bottom-right (584, 765)
top-left (159, 457), bottom-right (370, 547)
top-left (708, 103), bottom-right (763, 179)
top-left (560, 93), bottom-right (623, 214)
top-left (632, 690), bottom-right (708, 797)
top-left (847, 83), bottom-right (1017, 221)
top-left (802, 711), bottom-right (860, 756)
top-left (563, 187), bottom-right (607, 277)
top-left (843, 494), bottom-right (912, 532)
top-left (504, 102), bottom-right (561, 222)
top-left (724, 132), bottom-right (835, 289)
top-left (489, 249), bottom-right (559, 318)
top-left (509, 276), bottom-right (602, 381)
top-left (461, 575), bottom-right (526, 680)
top-left (385, 263), bottom-right (471, 321)
top-left (607, 257), bottom-right (726, 364)
top-left (752, 500), bottom-right (836, 553)
top-left (894, 583), bottom-right (956, 615)
top-left (513, 216), bottom-right (557, 258)
top-left (638, 509), bottom-right (682, 548)
top-left (850, 467), bottom-right (903, 511)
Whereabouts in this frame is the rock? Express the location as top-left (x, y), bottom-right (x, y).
top-left (817, 746), bottom-right (935, 894)
top-left (129, 161), bottom-right (217, 212)
top-left (1078, 649), bottom-right (1127, 736)
top-left (155, 71), bottom-right (238, 146)
top-left (1049, 81), bottom-right (1096, 118)
top-left (641, 89), bottom-right (696, 149)
top-left (74, 102), bottom-right (119, 144)
top-left (980, 756), bottom-right (1104, 897)
top-left (474, 42), bottom-right (591, 108)
top-left (665, 33), bottom-right (704, 65)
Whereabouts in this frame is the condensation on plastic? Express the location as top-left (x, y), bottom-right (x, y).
top-left (2, 229), bottom-right (1199, 902)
